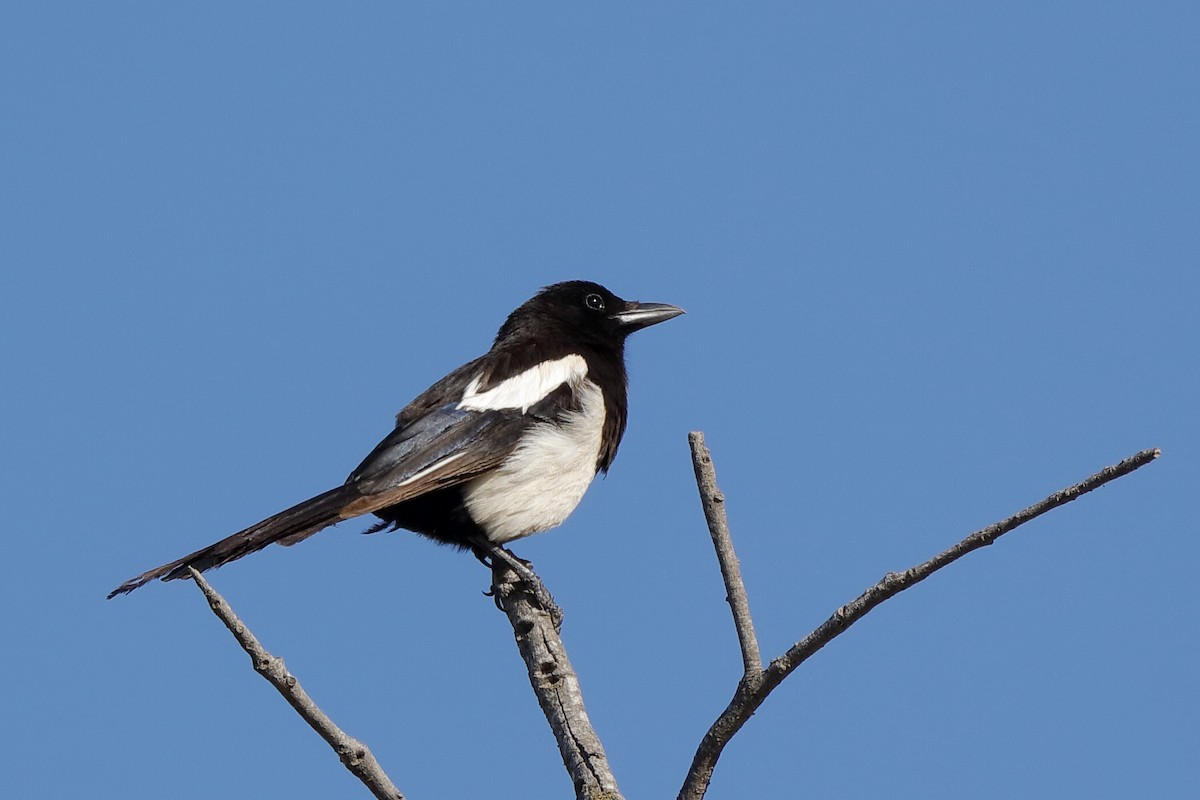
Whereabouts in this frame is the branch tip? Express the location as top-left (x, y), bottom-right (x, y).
top-left (688, 432), bottom-right (762, 680)
top-left (187, 569), bottom-right (405, 800)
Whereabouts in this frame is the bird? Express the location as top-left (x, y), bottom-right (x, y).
top-left (109, 280), bottom-right (683, 599)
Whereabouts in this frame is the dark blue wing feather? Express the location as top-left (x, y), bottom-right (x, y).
top-left (347, 404), bottom-right (525, 496)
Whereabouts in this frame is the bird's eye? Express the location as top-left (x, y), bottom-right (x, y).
top-left (584, 293), bottom-right (606, 311)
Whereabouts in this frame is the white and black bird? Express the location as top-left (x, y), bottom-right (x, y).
top-left (109, 281), bottom-right (683, 598)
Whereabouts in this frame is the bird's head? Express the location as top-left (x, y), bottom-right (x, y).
top-left (497, 280), bottom-right (684, 353)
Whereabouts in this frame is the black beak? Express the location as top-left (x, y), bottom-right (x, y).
top-left (612, 301), bottom-right (685, 332)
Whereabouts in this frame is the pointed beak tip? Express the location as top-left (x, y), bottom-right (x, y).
top-left (616, 302), bottom-right (686, 330)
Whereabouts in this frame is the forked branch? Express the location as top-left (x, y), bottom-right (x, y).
top-left (678, 441), bottom-right (1160, 800)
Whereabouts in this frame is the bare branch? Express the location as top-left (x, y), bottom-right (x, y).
top-left (188, 568), bottom-right (405, 800)
top-left (678, 446), bottom-right (1161, 800)
top-left (491, 563), bottom-right (623, 800)
top-left (688, 431), bottom-right (761, 678)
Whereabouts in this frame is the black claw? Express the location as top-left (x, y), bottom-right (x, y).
top-left (469, 536), bottom-right (563, 626)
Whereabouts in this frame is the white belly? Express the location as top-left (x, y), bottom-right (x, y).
top-left (463, 380), bottom-right (605, 543)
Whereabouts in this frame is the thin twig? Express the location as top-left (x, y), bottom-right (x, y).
top-left (688, 431), bottom-right (762, 679)
top-left (188, 568), bottom-right (405, 800)
top-left (491, 562), bottom-right (623, 800)
top-left (678, 446), bottom-right (1161, 800)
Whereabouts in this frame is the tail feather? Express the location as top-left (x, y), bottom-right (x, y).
top-left (108, 485), bottom-right (359, 598)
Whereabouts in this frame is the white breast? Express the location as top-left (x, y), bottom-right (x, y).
top-left (463, 379), bottom-right (606, 544)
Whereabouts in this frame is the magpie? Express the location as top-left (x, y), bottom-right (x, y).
top-left (109, 281), bottom-right (683, 599)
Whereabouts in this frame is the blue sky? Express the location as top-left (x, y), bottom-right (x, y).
top-left (3, 4), bottom-right (1196, 798)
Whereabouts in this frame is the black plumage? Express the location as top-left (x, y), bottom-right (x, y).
top-left (109, 281), bottom-right (682, 598)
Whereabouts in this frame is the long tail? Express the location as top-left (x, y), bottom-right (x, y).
top-left (108, 484), bottom-right (360, 598)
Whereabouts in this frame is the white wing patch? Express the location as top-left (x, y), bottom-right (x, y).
top-left (457, 354), bottom-right (589, 413)
top-left (463, 379), bottom-right (606, 544)
top-left (394, 451), bottom-right (468, 488)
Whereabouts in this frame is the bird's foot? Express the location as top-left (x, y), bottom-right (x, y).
top-left (474, 541), bottom-right (563, 630)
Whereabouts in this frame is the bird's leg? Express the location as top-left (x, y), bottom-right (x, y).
top-left (473, 545), bottom-right (508, 613)
top-left (471, 538), bottom-right (562, 628)
top-left (472, 545), bottom-right (494, 569)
